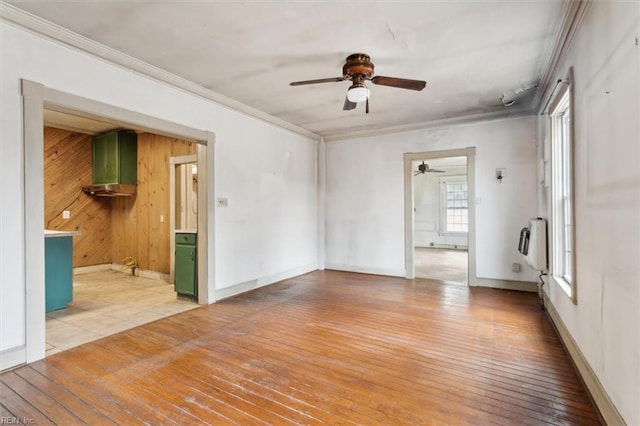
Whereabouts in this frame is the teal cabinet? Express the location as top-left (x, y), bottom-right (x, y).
top-left (93, 130), bottom-right (137, 185)
top-left (175, 232), bottom-right (197, 297)
top-left (45, 236), bottom-right (73, 312)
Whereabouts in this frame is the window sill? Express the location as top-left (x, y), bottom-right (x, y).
top-left (439, 231), bottom-right (468, 236)
top-left (551, 274), bottom-right (573, 300)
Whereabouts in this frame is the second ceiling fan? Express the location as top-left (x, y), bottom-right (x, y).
top-left (414, 161), bottom-right (445, 176)
top-left (289, 53), bottom-right (426, 113)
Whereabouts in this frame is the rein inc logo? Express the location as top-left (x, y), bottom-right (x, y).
top-left (1, 418), bottom-right (35, 425)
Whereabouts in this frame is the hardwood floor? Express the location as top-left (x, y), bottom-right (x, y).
top-left (415, 247), bottom-right (468, 284)
top-left (1, 270), bottom-right (600, 425)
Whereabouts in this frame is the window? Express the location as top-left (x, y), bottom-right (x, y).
top-left (440, 176), bottom-right (468, 234)
top-left (549, 73), bottom-right (576, 302)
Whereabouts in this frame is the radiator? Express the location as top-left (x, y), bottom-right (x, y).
top-left (518, 218), bottom-right (548, 271)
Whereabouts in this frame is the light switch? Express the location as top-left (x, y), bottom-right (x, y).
top-left (62, 210), bottom-right (70, 219)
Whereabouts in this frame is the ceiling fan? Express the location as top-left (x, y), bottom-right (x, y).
top-left (289, 53), bottom-right (426, 113)
top-left (414, 161), bottom-right (445, 176)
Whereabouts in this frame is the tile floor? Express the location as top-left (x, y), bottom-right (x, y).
top-left (414, 247), bottom-right (468, 284)
top-left (46, 270), bottom-right (198, 356)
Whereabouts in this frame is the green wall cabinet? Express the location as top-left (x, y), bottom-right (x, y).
top-left (45, 236), bottom-right (73, 312)
top-left (93, 130), bottom-right (137, 185)
top-left (175, 232), bottom-right (197, 297)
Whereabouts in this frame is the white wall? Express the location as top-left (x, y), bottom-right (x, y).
top-left (414, 165), bottom-right (468, 248)
top-left (325, 116), bottom-right (539, 282)
top-left (0, 23), bottom-right (318, 368)
top-left (536, 2), bottom-right (639, 423)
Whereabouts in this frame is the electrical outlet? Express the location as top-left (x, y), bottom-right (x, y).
top-left (496, 168), bottom-right (506, 183)
top-left (217, 198), bottom-right (228, 208)
top-left (512, 262), bottom-right (521, 273)
top-left (62, 210), bottom-right (70, 219)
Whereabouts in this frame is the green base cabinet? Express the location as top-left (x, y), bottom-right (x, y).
top-left (175, 232), bottom-right (197, 297)
top-left (45, 236), bottom-right (73, 312)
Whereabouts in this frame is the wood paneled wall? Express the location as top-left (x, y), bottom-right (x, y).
top-left (44, 127), bottom-right (196, 273)
top-left (44, 127), bottom-right (112, 267)
top-left (111, 133), bottom-right (196, 274)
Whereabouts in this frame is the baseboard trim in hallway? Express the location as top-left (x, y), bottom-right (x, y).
top-left (544, 293), bottom-right (625, 426)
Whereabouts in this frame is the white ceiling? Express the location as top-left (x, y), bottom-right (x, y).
top-left (8, 1), bottom-right (565, 139)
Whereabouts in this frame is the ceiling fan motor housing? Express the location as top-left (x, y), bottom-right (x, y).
top-left (343, 53), bottom-right (374, 79)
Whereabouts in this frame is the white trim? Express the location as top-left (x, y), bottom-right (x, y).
top-left (0, 2), bottom-right (318, 141)
top-left (198, 136), bottom-right (213, 305)
top-left (404, 148), bottom-right (476, 284)
top-left (473, 278), bottom-right (536, 292)
top-left (0, 346), bottom-right (26, 373)
top-left (534, 0), bottom-right (592, 113)
top-left (325, 264), bottom-right (405, 278)
top-left (22, 80), bottom-right (46, 364)
top-left (20, 79), bottom-right (214, 368)
top-left (317, 137), bottom-right (327, 270)
top-left (544, 294), bottom-right (625, 425)
top-left (213, 263), bottom-right (318, 302)
top-left (324, 109), bottom-right (531, 142)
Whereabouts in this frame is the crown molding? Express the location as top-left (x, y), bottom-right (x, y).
top-left (0, 2), bottom-right (319, 141)
top-left (533, 0), bottom-right (592, 113)
top-left (323, 108), bottom-right (533, 142)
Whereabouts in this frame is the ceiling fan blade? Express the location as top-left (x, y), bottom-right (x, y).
top-left (429, 170), bottom-right (446, 173)
top-left (290, 77), bottom-right (345, 86)
top-left (371, 76), bottom-right (426, 91)
top-left (414, 171), bottom-right (421, 176)
top-left (343, 96), bottom-right (357, 111)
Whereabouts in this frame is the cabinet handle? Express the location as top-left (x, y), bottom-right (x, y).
top-left (190, 251), bottom-right (195, 261)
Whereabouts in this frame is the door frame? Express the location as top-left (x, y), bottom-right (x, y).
top-left (21, 79), bottom-right (214, 363)
top-left (169, 155), bottom-right (198, 284)
top-left (404, 147), bottom-right (477, 283)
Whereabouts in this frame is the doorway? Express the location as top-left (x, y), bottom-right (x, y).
top-left (22, 80), bottom-right (213, 363)
top-left (170, 155), bottom-right (198, 285)
top-left (404, 148), bottom-right (477, 283)
top-left (412, 156), bottom-right (468, 284)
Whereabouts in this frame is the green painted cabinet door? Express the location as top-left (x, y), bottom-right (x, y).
top-left (45, 236), bottom-right (73, 312)
top-left (175, 233), bottom-right (197, 297)
top-left (92, 130), bottom-right (137, 185)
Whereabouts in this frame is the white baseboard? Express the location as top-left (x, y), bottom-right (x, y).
top-left (544, 294), bottom-right (625, 425)
top-left (325, 263), bottom-right (405, 278)
top-left (470, 277), bottom-right (537, 292)
top-left (257, 263), bottom-right (318, 287)
top-left (0, 345), bottom-right (25, 373)
top-left (214, 279), bottom-right (259, 301)
top-left (214, 263), bottom-right (318, 301)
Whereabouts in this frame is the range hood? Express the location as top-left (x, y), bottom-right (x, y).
top-left (83, 129), bottom-right (137, 197)
top-left (82, 183), bottom-right (136, 197)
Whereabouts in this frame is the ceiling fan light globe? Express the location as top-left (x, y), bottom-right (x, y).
top-left (347, 86), bottom-right (369, 103)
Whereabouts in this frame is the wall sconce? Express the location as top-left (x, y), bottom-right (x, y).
top-left (496, 168), bottom-right (506, 183)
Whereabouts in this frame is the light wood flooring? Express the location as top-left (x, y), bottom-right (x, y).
top-left (415, 247), bottom-right (468, 284)
top-left (46, 270), bottom-right (197, 356)
top-left (3, 270), bottom-right (600, 425)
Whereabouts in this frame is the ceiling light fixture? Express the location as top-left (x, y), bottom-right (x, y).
top-left (346, 83), bottom-right (370, 103)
